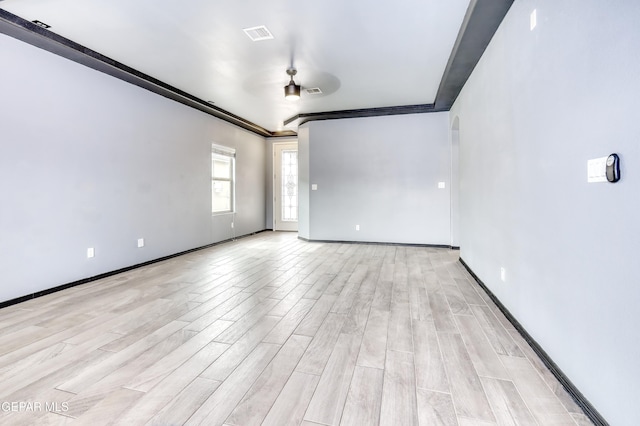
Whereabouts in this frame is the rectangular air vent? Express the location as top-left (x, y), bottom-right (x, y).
top-left (305, 88), bottom-right (323, 95)
top-left (243, 26), bottom-right (274, 41)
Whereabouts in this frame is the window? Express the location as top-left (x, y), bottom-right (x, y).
top-left (212, 144), bottom-right (235, 213)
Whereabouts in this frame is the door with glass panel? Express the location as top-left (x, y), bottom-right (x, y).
top-left (274, 142), bottom-right (298, 231)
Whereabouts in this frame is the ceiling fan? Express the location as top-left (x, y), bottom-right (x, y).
top-left (241, 64), bottom-right (339, 102)
top-left (284, 68), bottom-right (301, 101)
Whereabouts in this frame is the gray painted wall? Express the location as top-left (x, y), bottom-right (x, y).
top-left (450, 1), bottom-right (640, 424)
top-left (298, 127), bottom-right (311, 240)
top-left (0, 34), bottom-right (266, 304)
top-left (300, 113), bottom-right (451, 245)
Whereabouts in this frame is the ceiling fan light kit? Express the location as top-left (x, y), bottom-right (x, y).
top-left (284, 68), bottom-right (301, 101)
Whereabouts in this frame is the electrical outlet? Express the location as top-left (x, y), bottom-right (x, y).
top-left (438, 182), bottom-right (446, 189)
top-left (355, 224), bottom-right (360, 231)
top-left (500, 267), bottom-right (506, 282)
top-left (87, 247), bottom-right (95, 258)
top-left (137, 238), bottom-right (144, 248)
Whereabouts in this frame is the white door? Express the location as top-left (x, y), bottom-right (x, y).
top-left (274, 142), bottom-right (299, 231)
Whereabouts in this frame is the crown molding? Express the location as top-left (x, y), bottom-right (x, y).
top-left (0, 9), bottom-right (274, 137)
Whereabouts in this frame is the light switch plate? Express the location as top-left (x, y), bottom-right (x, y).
top-left (311, 184), bottom-right (318, 190)
top-left (438, 182), bottom-right (446, 189)
top-left (87, 247), bottom-right (95, 258)
top-left (587, 156), bottom-right (608, 183)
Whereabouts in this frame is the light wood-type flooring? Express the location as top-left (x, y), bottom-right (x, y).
top-left (0, 232), bottom-right (593, 425)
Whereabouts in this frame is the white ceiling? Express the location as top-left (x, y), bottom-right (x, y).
top-left (1, 0), bottom-right (470, 132)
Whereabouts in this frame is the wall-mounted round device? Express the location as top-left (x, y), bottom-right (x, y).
top-left (606, 153), bottom-right (620, 183)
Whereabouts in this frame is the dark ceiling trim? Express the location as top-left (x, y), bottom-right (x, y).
top-left (283, 0), bottom-right (514, 127)
top-left (434, 0), bottom-right (515, 110)
top-left (0, 9), bottom-right (273, 138)
top-left (1, 1), bottom-right (513, 134)
top-left (283, 103), bottom-right (441, 127)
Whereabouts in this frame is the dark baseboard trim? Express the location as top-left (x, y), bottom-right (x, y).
top-left (0, 229), bottom-right (269, 311)
top-left (459, 258), bottom-right (609, 426)
top-left (298, 236), bottom-right (456, 249)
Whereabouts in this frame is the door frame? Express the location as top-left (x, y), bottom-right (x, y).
top-left (273, 141), bottom-right (299, 231)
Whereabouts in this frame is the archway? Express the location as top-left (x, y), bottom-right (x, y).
top-left (451, 116), bottom-right (460, 247)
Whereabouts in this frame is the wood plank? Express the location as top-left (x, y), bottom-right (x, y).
top-left (262, 371), bottom-right (320, 426)
top-left (379, 350), bottom-right (418, 426)
top-left (0, 326), bottom-right (64, 357)
top-left (185, 343), bottom-right (280, 426)
top-left (294, 293), bottom-right (337, 337)
top-left (296, 313), bottom-right (346, 375)
top-left (226, 335), bottom-right (311, 426)
top-left (63, 328), bottom-right (196, 418)
top-left (263, 298), bottom-right (316, 345)
top-left (200, 315), bottom-right (281, 381)
top-left (410, 284), bottom-right (433, 321)
top-left (500, 355), bottom-right (578, 425)
top-left (371, 280), bottom-right (392, 312)
top-left (303, 274), bottom-right (335, 299)
top-left (442, 282), bottom-right (473, 316)
top-left (340, 291), bottom-right (373, 336)
top-left (213, 299), bottom-right (281, 344)
top-left (116, 341), bottom-right (229, 424)
top-left (387, 299), bottom-right (413, 353)
top-left (99, 301), bottom-right (193, 352)
top-left (356, 308), bottom-right (389, 370)
top-left (124, 319), bottom-right (233, 392)
top-left (454, 277), bottom-right (487, 306)
top-left (437, 332), bottom-right (495, 423)
top-left (340, 366), bottom-right (383, 426)
top-left (330, 281), bottom-right (361, 314)
top-left (480, 377), bottom-right (537, 425)
top-left (56, 321), bottom-right (189, 394)
top-left (412, 319), bottom-right (449, 392)
top-left (147, 377), bottom-right (221, 425)
top-left (73, 388), bottom-right (144, 426)
top-left (268, 284), bottom-right (312, 317)
top-left (470, 305), bottom-right (524, 357)
top-left (507, 329), bottom-right (584, 414)
top-left (0, 332), bottom-right (121, 399)
top-left (0, 234), bottom-right (588, 426)
top-left (416, 388), bottom-right (458, 426)
top-left (454, 314), bottom-right (509, 380)
top-left (429, 289), bottom-right (458, 333)
top-left (304, 333), bottom-right (361, 425)
top-left (177, 287), bottom-right (246, 323)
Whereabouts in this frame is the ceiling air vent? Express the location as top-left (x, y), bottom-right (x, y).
top-left (243, 26), bottom-right (274, 42)
top-left (305, 88), bottom-right (323, 95)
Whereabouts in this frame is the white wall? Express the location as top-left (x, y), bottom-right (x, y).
top-left (451, 0), bottom-right (640, 424)
top-left (300, 113), bottom-right (451, 245)
top-left (0, 34), bottom-right (266, 304)
top-left (298, 127), bottom-right (311, 240)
